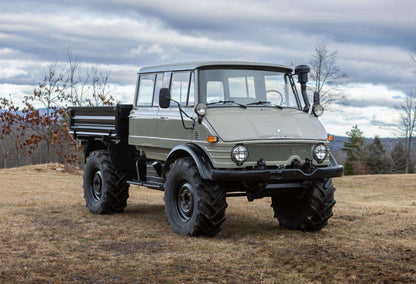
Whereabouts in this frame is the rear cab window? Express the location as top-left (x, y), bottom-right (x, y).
top-left (136, 74), bottom-right (155, 106)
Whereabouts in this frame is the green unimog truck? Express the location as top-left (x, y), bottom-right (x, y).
top-left (69, 61), bottom-right (344, 236)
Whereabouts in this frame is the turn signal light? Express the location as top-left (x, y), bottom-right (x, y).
top-left (207, 136), bottom-right (219, 143)
top-left (328, 135), bottom-right (333, 141)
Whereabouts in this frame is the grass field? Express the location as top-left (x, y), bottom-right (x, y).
top-left (0, 164), bottom-right (415, 283)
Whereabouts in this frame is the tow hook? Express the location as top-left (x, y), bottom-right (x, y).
top-left (256, 159), bottom-right (266, 170)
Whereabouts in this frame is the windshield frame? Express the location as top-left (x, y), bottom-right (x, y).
top-left (197, 67), bottom-right (302, 110)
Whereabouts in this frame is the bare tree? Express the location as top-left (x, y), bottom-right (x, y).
top-left (410, 53), bottom-right (416, 64)
top-left (67, 48), bottom-right (79, 105)
top-left (395, 92), bottom-right (416, 173)
top-left (66, 48), bottom-right (114, 107)
top-left (29, 61), bottom-right (67, 114)
top-left (411, 53), bottom-right (416, 76)
top-left (309, 43), bottom-right (348, 106)
top-left (0, 95), bottom-right (21, 168)
top-left (67, 48), bottom-right (93, 106)
top-left (87, 67), bottom-right (114, 106)
top-left (23, 62), bottom-right (68, 161)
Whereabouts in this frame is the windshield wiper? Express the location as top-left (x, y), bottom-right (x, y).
top-left (206, 100), bottom-right (247, 108)
top-left (246, 101), bottom-right (283, 109)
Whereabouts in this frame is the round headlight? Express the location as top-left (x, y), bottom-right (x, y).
top-left (313, 143), bottom-right (328, 163)
top-left (231, 144), bottom-right (248, 166)
top-left (195, 103), bottom-right (207, 116)
top-left (312, 104), bottom-right (324, 117)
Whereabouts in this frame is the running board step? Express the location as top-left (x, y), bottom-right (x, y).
top-left (127, 180), bottom-right (164, 191)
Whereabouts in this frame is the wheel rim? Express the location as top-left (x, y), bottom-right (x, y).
top-left (175, 182), bottom-right (194, 221)
top-left (92, 169), bottom-right (103, 201)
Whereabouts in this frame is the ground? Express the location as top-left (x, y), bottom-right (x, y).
top-left (0, 164), bottom-right (415, 283)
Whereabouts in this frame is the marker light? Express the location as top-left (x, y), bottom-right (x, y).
top-left (207, 136), bottom-right (218, 143)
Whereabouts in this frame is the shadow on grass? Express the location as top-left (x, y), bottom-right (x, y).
top-left (124, 203), bottom-right (165, 215)
top-left (124, 202), bottom-right (288, 238)
top-left (220, 214), bottom-right (283, 239)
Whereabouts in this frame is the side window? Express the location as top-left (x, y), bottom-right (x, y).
top-left (153, 73), bottom-right (164, 107)
top-left (187, 72), bottom-right (195, 107)
top-left (137, 74), bottom-right (155, 106)
top-left (170, 71), bottom-right (190, 106)
top-left (163, 72), bottom-right (172, 88)
top-left (206, 81), bottom-right (224, 103)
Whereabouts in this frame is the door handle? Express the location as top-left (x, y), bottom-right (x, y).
top-left (159, 116), bottom-right (168, 120)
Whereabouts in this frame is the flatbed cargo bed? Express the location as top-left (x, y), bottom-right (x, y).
top-left (69, 104), bottom-right (132, 140)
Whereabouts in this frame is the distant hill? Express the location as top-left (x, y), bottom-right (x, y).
top-left (330, 135), bottom-right (414, 165)
top-left (330, 135), bottom-right (403, 153)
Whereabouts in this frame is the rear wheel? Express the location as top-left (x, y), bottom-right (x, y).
top-left (83, 150), bottom-right (129, 214)
top-left (164, 158), bottom-right (227, 236)
top-left (271, 178), bottom-right (336, 231)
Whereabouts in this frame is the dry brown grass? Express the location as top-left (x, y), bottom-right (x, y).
top-left (0, 164), bottom-right (415, 283)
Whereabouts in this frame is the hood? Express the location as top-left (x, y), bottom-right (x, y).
top-left (205, 107), bottom-right (327, 141)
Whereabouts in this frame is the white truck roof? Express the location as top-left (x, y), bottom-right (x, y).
top-left (139, 61), bottom-right (292, 73)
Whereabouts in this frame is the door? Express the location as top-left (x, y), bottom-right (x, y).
top-left (129, 73), bottom-right (162, 159)
top-left (157, 71), bottom-right (195, 155)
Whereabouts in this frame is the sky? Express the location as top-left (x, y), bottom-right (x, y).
top-left (0, 0), bottom-right (415, 137)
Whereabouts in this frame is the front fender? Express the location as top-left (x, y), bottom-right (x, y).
top-left (164, 144), bottom-right (213, 180)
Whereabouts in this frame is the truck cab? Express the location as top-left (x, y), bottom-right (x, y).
top-left (70, 61), bottom-right (343, 237)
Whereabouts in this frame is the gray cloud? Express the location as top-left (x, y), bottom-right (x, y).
top-left (344, 99), bottom-right (397, 109)
top-left (0, 1), bottom-right (415, 115)
top-left (370, 119), bottom-right (397, 128)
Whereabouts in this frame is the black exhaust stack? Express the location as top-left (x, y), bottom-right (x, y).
top-left (294, 65), bottom-right (310, 112)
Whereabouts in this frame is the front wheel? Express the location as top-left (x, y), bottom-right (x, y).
top-left (164, 158), bottom-right (227, 236)
top-left (271, 178), bottom-right (336, 231)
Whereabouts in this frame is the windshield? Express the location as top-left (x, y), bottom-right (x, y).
top-left (199, 69), bottom-right (300, 108)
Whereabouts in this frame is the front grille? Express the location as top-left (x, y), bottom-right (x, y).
top-left (246, 144), bottom-right (312, 163)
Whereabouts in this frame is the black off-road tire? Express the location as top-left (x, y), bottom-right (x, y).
top-left (164, 158), bottom-right (227, 236)
top-left (271, 178), bottom-right (336, 231)
top-left (83, 150), bottom-right (129, 214)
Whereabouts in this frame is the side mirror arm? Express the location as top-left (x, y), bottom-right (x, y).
top-left (171, 100), bottom-right (195, 130)
top-left (313, 91), bottom-right (320, 105)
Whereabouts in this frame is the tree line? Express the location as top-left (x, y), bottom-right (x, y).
top-left (342, 125), bottom-right (414, 175)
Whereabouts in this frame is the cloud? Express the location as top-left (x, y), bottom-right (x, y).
top-left (342, 84), bottom-right (405, 108)
top-left (321, 104), bottom-right (400, 137)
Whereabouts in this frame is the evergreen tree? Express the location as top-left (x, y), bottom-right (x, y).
top-left (391, 141), bottom-right (411, 173)
top-left (342, 125), bottom-right (366, 175)
top-left (365, 136), bottom-right (392, 174)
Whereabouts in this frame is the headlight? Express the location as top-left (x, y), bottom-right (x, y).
top-left (195, 103), bottom-right (207, 116)
top-left (231, 144), bottom-right (248, 166)
top-left (313, 143), bottom-right (328, 163)
top-left (312, 104), bottom-right (324, 117)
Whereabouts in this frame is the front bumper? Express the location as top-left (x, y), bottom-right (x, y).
top-left (211, 165), bottom-right (344, 183)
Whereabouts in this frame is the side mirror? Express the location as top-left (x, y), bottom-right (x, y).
top-left (159, 88), bottom-right (170, 108)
